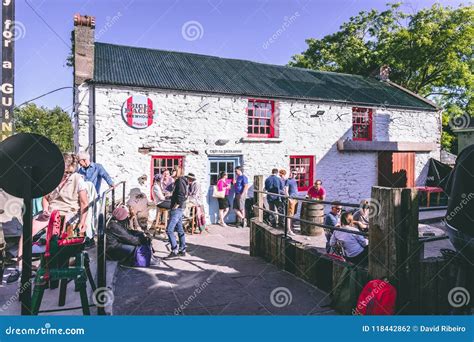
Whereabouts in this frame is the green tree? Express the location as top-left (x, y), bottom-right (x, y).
top-left (14, 103), bottom-right (74, 152)
top-left (290, 3), bottom-right (473, 153)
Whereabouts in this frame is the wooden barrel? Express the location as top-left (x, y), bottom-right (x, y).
top-left (300, 202), bottom-right (325, 236)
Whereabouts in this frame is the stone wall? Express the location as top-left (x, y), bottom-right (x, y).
top-left (74, 84), bottom-right (441, 221)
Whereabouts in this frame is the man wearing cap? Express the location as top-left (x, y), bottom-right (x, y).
top-left (77, 151), bottom-right (114, 193)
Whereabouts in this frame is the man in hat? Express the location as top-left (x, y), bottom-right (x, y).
top-left (186, 173), bottom-right (201, 205)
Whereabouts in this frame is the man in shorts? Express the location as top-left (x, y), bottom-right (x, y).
top-left (233, 166), bottom-right (249, 228)
top-left (284, 169), bottom-right (299, 235)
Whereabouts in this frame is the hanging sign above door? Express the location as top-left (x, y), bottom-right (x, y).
top-left (121, 95), bottom-right (155, 129)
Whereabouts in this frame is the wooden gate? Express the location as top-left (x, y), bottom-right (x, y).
top-left (378, 152), bottom-right (415, 187)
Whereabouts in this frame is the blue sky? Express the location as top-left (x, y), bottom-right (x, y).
top-left (15, 0), bottom-right (466, 112)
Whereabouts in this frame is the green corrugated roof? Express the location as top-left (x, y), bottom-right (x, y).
top-left (93, 42), bottom-right (437, 111)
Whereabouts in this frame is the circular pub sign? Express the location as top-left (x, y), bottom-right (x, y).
top-left (121, 95), bottom-right (155, 129)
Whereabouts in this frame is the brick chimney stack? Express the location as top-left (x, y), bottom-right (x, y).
top-left (73, 14), bottom-right (95, 85)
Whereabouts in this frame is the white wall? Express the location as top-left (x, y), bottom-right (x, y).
top-left (75, 84), bottom-right (440, 221)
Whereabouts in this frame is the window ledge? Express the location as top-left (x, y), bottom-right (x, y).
top-left (240, 137), bottom-right (283, 143)
top-left (337, 139), bottom-right (437, 152)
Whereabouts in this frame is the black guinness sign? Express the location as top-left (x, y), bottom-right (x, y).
top-left (1, 0), bottom-right (15, 141)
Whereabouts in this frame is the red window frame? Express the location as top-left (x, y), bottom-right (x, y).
top-left (247, 99), bottom-right (275, 138)
top-left (289, 155), bottom-right (314, 192)
top-left (150, 156), bottom-right (184, 195)
top-left (352, 107), bottom-right (373, 141)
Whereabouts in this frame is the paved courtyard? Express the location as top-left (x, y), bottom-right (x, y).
top-left (112, 225), bottom-right (336, 315)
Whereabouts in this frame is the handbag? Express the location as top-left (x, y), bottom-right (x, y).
top-left (134, 244), bottom-right (152, 267)
top-left (212, 185), bottom-right (225, 199)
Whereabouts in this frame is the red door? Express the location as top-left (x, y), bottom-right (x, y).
top-left (378, 152), bottom-right (415, 188)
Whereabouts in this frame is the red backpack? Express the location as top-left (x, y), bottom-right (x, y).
top-left (354, 279), bottom-right (397, 315)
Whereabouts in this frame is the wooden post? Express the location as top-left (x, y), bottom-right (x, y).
top-left (369, 186), bottom-right (421, 314)
top-left (253, 175), bottom-right (264, 222)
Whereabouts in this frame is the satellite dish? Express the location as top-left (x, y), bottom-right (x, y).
top-left (0, 133), bottom-right (64, 198)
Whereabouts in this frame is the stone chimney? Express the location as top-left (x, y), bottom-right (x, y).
top-left (379, 64), bottom-right (391, 82)
top-left (73, 14), bottom-right (95, 85)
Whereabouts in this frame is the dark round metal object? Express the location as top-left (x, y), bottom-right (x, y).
top-left (0, 133), bottom-right (64, 198)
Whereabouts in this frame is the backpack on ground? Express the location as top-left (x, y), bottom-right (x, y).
top-left (354, 279), bottom-right (397, 315)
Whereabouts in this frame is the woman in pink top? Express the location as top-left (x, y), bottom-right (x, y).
top-left (307, 179), bottom-right (326, 200)
top-left (217, 171), bottom-right (231, 226)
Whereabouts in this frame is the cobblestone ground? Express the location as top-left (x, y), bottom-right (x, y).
top-left (112, 225), bottom-right (336, 315)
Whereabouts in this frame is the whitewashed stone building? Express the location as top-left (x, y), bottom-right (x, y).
top-left (72, 16), bottom-right (441, 223)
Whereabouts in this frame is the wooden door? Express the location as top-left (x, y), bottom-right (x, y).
top-left (378, 152), bottom-right (415, 188)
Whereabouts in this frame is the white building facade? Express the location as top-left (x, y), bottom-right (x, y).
top-left (72, 16), bottom-right (441, 223)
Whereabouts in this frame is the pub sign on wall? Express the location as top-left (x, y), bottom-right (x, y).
top-left (121, 95), bottom-right (155, 129)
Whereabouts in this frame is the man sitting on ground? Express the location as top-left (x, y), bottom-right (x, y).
top-left (106, 206), bottom-right (159, 267)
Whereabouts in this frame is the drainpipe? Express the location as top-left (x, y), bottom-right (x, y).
top-left (92, 83), bottom-right (96, 163)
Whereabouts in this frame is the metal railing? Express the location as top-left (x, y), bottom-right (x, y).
top-left (252, 190), bottom-right (368, 239)
top-left (96, 181), bottom-right (126, 315)
top-left (253, 190), bottom-right (449, 244)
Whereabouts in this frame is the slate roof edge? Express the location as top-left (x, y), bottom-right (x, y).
top-left (386, 81), bottom-right (441, 111)
top-left (90, 80), bottom-right (439, 112)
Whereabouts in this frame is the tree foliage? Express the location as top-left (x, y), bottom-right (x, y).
top-left (14, 104), bottom-right (74, 152)
top-left (290, 3), bottom-right (473, 153)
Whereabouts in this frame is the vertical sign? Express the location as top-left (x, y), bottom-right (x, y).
top-left (1, 0), bottom-right (15, 142)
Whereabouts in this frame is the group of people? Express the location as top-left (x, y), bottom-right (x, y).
top-left (324, 201), bottom-right (369, 266)
top-left (263, 168), bottom-right (370, 266)
top-left (6, 151), bottom-right (114, 283)
top-left (215, 166), bottom-right (249, 227)
top-left (112, 165), bottom-right (206, 262)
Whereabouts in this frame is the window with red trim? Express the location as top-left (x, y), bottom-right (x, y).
top-left (151, 156), bottom-right (184, 179)
top-left (247, 99), bottom-right (275, 138)
top-left (289, 156), bottom-right (314, 191)
top-left (352, 107), bottom-right (373, 141)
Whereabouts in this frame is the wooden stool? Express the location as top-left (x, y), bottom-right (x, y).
top-left (184, 206), bottom-right (197, 235)
top-left (153, 207), bottom-right (169, 237)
